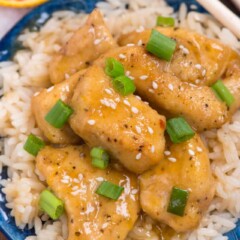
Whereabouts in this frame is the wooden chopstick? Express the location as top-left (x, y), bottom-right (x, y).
top-left (231, 0), bottom-right (240, 11)
top-left (196, 0), bottom-right (240, 38)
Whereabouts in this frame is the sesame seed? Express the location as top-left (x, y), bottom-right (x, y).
top-left (94, 39), bottom-right (102, 45)
top-left (88, 27), bottom-right (95, 34)
top-left (102, 223), bottom-right (108, 229)
top-left (136, 152), bottom-right (142, 160)
top-left (180, 86), bottom-right (184, 91)
top-left (148, 89), bottom-right (154, 93)
top-left (211, 43), bottom-right (223, 50)
top-left (131, 189), bottom-right (138, 194)
top-left (119, 54), bottom-right (126, 59)
top-left (195, 79), bottom-right (201, 84)
top-left (164, 151), bottom-right (171, 156)
top-left (104, 89), bottom-right (112, 95)
top-left (96, 177), bottom-right (104, 181)
top-left (63, 85), bottom-right (70, 92)
top-left (61, 179), bottom-right (69, 184)
top-left (88, 120), bottom-right (96, 125)
top-left (197, 147), bottom-right (203, 152)
top-left (126, 43), bottom-right (135, 47)
top-left (179, 45), bottom-right (189, 54)
top-left (123, 99), bottom-right (130, 106)
top-left (137, 39), bottom-right (143, 46)
top-left (168, 157), bottom-right (177, 162)
top-left (202, 69), bottom-right (206, 77)
top-left (152, 81), bottom-right (158, 89)
top-left (189, 83), bottom-right (197, 88)
top-left (140, 75), bottom-right (148, 80)
top-left (135, 95), bottom-right (141, 100)
top-left (34, 91), bottom-right (40, 97)
top-left (144, 101), bottom-right (149, 105)
top-left (73, 178), bottom-right (80, 183)
top-left (100, 98), bottom-right (117, 109)
top-left (148, 127), bottom-right (154, 134)
top-left (168, 83), bottom-right (174, 91)
top-left (126, 71), bottom-right (130, 76)
top-left (188, 149), bottom-right (195, 156)
top-left (195, 64), bottom-right (202, 69)
top-left (65, 73), bottom-right (70, 79)
top-left (47, 86), bottom-right (54, 92)
top-left (135, 126), bottom-right (142, 134)
top-left (131, 107), bottom-right (139, 114)
top-left (151, 145), bottom-right (155, 153)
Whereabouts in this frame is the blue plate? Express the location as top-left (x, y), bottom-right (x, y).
top-left (0, 0), bottom-right (238, 239)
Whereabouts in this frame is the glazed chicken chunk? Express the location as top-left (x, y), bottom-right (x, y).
top-left (36, 145), bottom-right (140, 240)
top-left (118, 27), bottom-right (233, 86)
top-left (69, 65), bottom-right (166, 174)
top-left (95, 46), bottom-right (230, 131)
top-left (32, 71), bottom-right (84, 144)
top-left (139, 134), bottom-right (215, 232)
top-left (49, 9), bottom-right (117, 84)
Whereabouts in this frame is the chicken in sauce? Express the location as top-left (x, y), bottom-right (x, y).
top-left (27, 8), bottom-right (240, 240)
top-left (32, 71), bottom-right (84, 144)
top-left (49, 9), bottom-right (117, 84)
top-left (36, 145), bottom-right (140, 240)
top-left (69, 65), bottom-right (166, 174)
top-left (140, 134), bottom-right (215, 232)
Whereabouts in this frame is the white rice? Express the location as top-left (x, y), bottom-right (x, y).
top-left (0, 0), bottom-right (239, 239)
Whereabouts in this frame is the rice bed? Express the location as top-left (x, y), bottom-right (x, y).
top-left (0, 0), bottom-right (240, 239)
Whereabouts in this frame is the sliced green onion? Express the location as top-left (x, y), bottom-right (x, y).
top-left (45, 99), bottom-right (73, 129)
top-left (90, 147), bottom-right (109, 169)
top-left (166, 117), bottom-right (195, 144)
top-left (105, 58), bottom-right (125, 78)
top-left (156, 16), bottom-right (175, 27)
top-left (112, 76), bottom-right (136, 96)
top-left (23, 134), bottom-right (45, 156)
top-left (211, 80), bottom-right (234, 107)
top-left (167, 187), bottom-right (189, 216)
top-left (96, 181), bottom-right (124, 200)
top-left (39, 189), bottom-right (64, 220)
top-left (146, 29), bottom-right (176, 61)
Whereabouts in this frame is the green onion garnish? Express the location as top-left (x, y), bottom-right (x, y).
top-left (211, 79), bottom-right (234, 107)
top-left (156, 16), bottom-right (175, 27)
top-left (45, 99), bottom-right (73, 129)
top-left (167, 187), bottom-right (189, 216)
top-left (112, 76), bottom-right (136, 96)
top-left (105, 58), bottom-right (125, 78)
top-left (166, 117), bottom-right (195, 144)
top-left (23, 134), bottom-right (45, 156)
top-left (146, 29), bottom-right (176, 61)
top-left (96, 181), bottom-right (124, 200)
top-left (39, 189), bottom-right (64, 220)
top-left (90, 147), bottom-right (110, 169)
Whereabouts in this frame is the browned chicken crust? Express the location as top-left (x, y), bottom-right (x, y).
top-left (118, 27), bottom-right (233, 86)
top-left (140, 134), bottom-right (215, 232)
top-left (95, 46), bottom-right (237, 131)
top-left (69, 65), bottom-right (166, 174)
top-left (49, 9), bottom-right (117, 84)
top-left (32, 71), bottom-right (84, 144)
top-left (36, 145), bottom-right (140, 240)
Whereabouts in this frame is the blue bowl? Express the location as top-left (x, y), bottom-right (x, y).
top-left (0, 0), bottom-right (238, 239)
